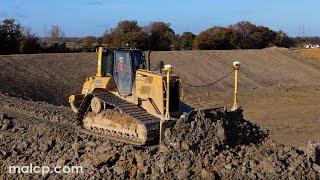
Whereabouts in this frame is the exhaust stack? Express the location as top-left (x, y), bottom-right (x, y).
top-left (147, 49), bottom-right (151, 71)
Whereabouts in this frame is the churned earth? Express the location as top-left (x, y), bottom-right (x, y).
top-left (0, 48), bottom-right (319, 178)
top-left (0, 94), bottom-right (319, 179)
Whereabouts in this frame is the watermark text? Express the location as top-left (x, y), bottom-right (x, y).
top-left (8, 164), bottom-right (83, 176)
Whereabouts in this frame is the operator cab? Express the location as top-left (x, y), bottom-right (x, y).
top-left (101, 49), bottom-right (145, 95)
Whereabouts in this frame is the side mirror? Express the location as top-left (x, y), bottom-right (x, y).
top-left (158, 60), bottom-right (164, 73)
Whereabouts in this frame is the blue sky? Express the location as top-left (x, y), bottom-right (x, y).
top-left (0, 0), bottom-right (319, 37)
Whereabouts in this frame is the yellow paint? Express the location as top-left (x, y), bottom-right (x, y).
top-left (164, 65), bottom-right (172, 119)
top-left (81, 76), bottom-right (116, 94)
top-left (69, 47), bottom-right (181, 119)
top-left (96, 47), bottom-right (103, 77)
top-left (136, 70), bottom-right (165, 116)
top-left (232, 69), bottom-right (238, 110)
top-left (231, 62), bottom-right (240, 111)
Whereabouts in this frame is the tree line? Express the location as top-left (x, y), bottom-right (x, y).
top-left (0, 18), bottom-right (302, 55)
top-left (103, 20), bottom-right (294, 51)
top-left (0, 19), bottom-right (71, 54)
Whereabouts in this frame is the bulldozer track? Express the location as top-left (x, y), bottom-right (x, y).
top-left (76, 89), bottom-right (161, 145)
top-left (78, 128), bottom-right (148, 146)
top-left (0, 103), bottom-right (143, 145)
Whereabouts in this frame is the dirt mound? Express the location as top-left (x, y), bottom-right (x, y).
top-left (0, 95), bottom-right (319, 179)
top-left (162, 108), bottom-right (266, 152)
top-left (155, 109), bottom-right (318, 179)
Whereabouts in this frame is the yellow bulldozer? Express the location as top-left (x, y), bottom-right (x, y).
top-left (69, 47), bottom-right (181, 145)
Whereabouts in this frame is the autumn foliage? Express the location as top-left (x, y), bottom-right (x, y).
top-left (0, 19), bottom-right (295, 54)
top-left (193, 22), bottom-right (293, 50)
top-left (103, 21), bottom-right (175, 51)
top-left (103, 21), bottom-right (293, 51)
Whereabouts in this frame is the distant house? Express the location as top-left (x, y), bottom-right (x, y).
top-left (304, 44), bottom-right (320, 49)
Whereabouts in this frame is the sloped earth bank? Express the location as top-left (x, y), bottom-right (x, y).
top-left (0, 49), bottom-right (320, 106)
top-left (0, 94), bottom-right (319, 179)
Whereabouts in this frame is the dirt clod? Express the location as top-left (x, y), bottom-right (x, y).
top-left (307, 141), bottom-right (320, 165)
top-left (0, 112), bottom-right (7, 120)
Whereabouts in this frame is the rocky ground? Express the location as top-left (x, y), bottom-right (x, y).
top-left (0, 94), bottom-right (319, 179)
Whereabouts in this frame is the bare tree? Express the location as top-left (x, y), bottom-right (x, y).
top-left (48, 25), bottom-right (64, 43)
top-left (22, 27), bottom-right (32, 37)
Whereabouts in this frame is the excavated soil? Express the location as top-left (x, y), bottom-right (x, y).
top-left (0, 49), bottom-right (320, 178)
top-left (0, 94), bottom-right (319, 179)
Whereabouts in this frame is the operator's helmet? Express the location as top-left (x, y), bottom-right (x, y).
top-left (119, 56), bottom-right (124, 63)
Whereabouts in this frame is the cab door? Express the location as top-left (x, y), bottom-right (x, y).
top-left (113, 51), bottom-right (133, 95)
